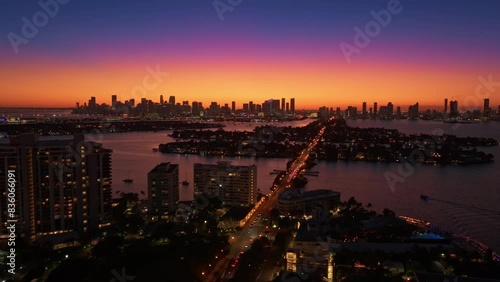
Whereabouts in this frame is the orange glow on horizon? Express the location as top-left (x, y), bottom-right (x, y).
top-left (0, 56), bottom-right (497, 110)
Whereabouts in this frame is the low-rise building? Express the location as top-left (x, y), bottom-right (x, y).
top-left (278, 189), bottom-right (340, 216)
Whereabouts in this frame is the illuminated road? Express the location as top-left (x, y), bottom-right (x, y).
top-left (205, 122), bottom-right (328, 282)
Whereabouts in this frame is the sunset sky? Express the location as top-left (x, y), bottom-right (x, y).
top-left (1, 0), bottom-right (500, 110)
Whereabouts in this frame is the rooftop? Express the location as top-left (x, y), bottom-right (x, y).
top-left (149, 162), bottom-right (179, 174)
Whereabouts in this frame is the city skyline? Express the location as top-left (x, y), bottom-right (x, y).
top-left (1, 0), bottom-right (500, 108)
top-left (2, 1), bottom-right (500, 281)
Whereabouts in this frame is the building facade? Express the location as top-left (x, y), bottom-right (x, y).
top-left (147, 163), bottom-right (179, 221)
top-left (193, 161), bottom-right (256, 206)
top-left (0, 134), bottom-right (112, 243)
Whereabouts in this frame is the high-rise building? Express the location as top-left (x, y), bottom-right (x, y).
top-left (373, 102), bottom-right (378, 118)
top-left (160, 95), bottom-right (164, 104)
top-left (347, 106), bottom-right (357, 119)
top-left (362, 102), bottom-right (367, 117)
top-left (243, 103), bottom-right (249, 113)
top-left (193, 161), bottom-right (257, 206)
top-left (256, 104), bottom-right (262, 113)
top-left (444, 98), bottom-right (448, 113)
top-left (290, 98), bottom-right (295, 114)
top-left (0, 134), bottom-right (112, 242)
top-left (169, 95), bottom-right (175, 105)
top-left (249, 101), bottom-right (255, 113)
top-left (286, 102), bottom-right (290, 113)
top-left (408, 102), bottom-right (419, 119)
top-left (484, 98), bottom-right (490, 113)
top-left (272, 100), bottom-right (280, 112)
top-left (281, 98), bottom-right (285, 112)
top-left (192, 101), bottom-right (199, 115)
top-left (231, 101), bottom-right (236, 112)
top-left (450, 100), bottom-right (459, 117)
top-left (319, 106), bottom-right (329, 118)
top-left (111, 95), bottom-right (117, 108)
top-left (387, 102), bottom-right (394, 117)
top-left (148, 163), bottom-right (179, 220)
top-left (89, 97), bottom-right (97, 113)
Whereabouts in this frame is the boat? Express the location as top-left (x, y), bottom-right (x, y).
top-left (420, 195), bottom-right (430, 201)
top-left (152, 148), bottom-right (159, 152)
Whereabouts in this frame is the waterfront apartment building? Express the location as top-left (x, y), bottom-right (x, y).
top-left (147, 163), bottom-right (179, 221)
top-left (0, 134), bottom-right (112, 243)
top-left (193, 161), bottom-right (257, 206)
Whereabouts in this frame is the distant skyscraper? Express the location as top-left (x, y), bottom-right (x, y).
top-left (373, 102), bottom-right (378, 117)
top-left (281, 98), bottom-right (285, 112)
top-left (408, 102), bottom-right (419, 119)
top-left (256, 104), bottom-right (262, 113)
top-left (362, 102), bottom-right (367, 116)
top-left (192, 101), bottom-right (199, 114)
top-left (193, 162), bottom-right (257, 206)
top-left (111, 95), bottom-right (117, 108)
top-left (148, 163), bottom-right (179, 220)
top-left (231, 101), bottom-right (236, 112)
top-left (484, 98), bottom-right (490, 113)
top-left (0, 134), bottom-right (112, 242)
top-left (286, 102), bottom-right (289, 113)
top-left (243, 103), bottom-right (249, 113)
top-left (272, 100), bottom-right (280, 112)
top-left (290, 98), bottom-right (295, 114)
top-left (444, 98), bottom-right (448, 113)
top-left (169, 95), bottom-right (175, 105)
top-left (319, 106), bottom-right (328, 118)
top-left (249, 101), bottom-right (255, 113)
top-left (89, 96), bottom-right (97, 113)
top-left (160, 95), bottom-right (164, 104)
top-left (387, 102), bottom-right (394, 117)
top-left (347, 106), bottom-right (357, 119)
top-left (450, 100), bottom-right (459, 117)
